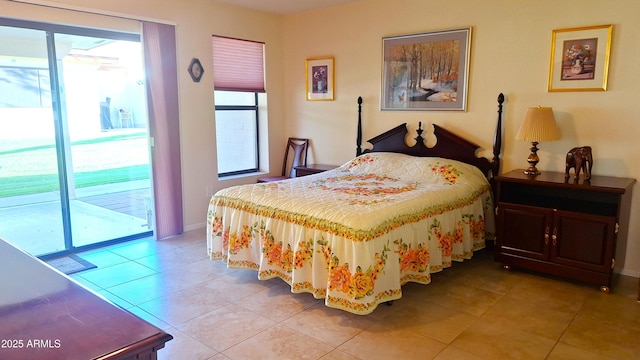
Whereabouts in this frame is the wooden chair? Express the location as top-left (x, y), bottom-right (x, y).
top-left (258, 137), bottom-right (309, 182)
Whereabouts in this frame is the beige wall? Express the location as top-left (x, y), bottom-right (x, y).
top-left (283, 0), bottom-right (640, 276)
top-left (3, 0), bottom-right (639, 276)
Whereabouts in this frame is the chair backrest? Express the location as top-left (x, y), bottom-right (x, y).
top-left (282, 138), bottom-right (309, 177)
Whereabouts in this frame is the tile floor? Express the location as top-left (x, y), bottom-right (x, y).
top-left (70, 229), bottom-right (640, 360)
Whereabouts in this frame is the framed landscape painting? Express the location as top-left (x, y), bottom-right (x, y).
top-left (381, 27), bottom-right (471, 111)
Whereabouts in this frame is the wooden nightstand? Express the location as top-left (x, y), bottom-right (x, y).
top-left (294, 164), bottom-right (337, 177)
top-left (494, 169), bottom-right (635, 292)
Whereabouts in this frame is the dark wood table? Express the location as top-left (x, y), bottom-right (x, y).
top-left (0, 239), bottom-right (172, 360)
top-left (294, 164), bottom-right (337, 177)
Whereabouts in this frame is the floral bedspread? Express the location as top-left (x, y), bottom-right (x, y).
top-left (207, 152), bottom-right (494, 315)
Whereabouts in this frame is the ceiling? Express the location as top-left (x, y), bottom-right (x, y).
top-left (214, 0), bottom-right (360, 14)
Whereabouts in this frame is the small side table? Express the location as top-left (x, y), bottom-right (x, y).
top-left (294, 164), bottom-right (337, 177)
top-left (494, 169), bottom-right (635, 292)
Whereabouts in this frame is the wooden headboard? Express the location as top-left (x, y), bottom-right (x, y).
top-left (356, 93), bottom-right (505, 180)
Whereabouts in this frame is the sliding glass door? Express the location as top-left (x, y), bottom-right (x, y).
top-left (0, 26), bottom-right (65, 255)
top-left (0, 19), bottom-right (153, 256)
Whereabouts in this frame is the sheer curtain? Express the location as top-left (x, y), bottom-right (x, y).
top-left (142, 22), bottom-right (183, 239)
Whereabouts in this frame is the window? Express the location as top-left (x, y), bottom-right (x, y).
top-left (214, 91), bottom-right (259, 176)
top-left (212, 36), bottom-right (265, 177)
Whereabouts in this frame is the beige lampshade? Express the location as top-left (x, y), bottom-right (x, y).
top-left (515, 106), bottom-right (561, 142)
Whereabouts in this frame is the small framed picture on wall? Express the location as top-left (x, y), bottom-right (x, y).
top-left (306, 57), bottom-right (334, 101)
top-left (548, 25), bottom-right (612, 92)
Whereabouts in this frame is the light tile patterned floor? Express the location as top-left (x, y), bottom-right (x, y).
top-left (70, 229), bottom-right (640, 360)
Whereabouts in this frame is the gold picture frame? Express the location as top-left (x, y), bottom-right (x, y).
top-left (548, 25), bottom-right (612, 92)
top-left (306, 57), bottom-right (334, 101)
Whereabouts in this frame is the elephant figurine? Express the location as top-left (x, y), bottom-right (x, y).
top-left (565, 146), bottom-right (593, 180)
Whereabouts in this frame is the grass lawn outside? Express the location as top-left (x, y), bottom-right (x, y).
top-left (0, 132), bottom-right (150, 197)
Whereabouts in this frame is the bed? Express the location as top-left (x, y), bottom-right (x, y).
top-left (207, 94), bottom-right (505, 315)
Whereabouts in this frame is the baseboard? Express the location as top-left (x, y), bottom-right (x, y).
top-left (184, 222), bottom-right (206, 232)
top-left (618, 268), bottom-right (640, 278)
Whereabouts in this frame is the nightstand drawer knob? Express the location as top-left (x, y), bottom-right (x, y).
top-left (544, 226), bottom-right (550, 245)
top-left (544, 234), bottom-right (549, 244)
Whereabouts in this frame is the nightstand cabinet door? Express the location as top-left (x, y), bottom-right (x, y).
top-left (498, 203), bottom-right (552, 261)
top-left (552, 210), bottom-right (616, 273)
top-left (498, 204), bottom-right (616, 272)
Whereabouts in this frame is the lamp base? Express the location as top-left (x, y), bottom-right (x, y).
top-left (523, 141), bottom-right (541, 176)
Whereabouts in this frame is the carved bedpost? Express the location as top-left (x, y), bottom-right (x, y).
top-left (356, 96), bottom-right (363, 156)
top-left (492, 93), bottom-right (505, 177)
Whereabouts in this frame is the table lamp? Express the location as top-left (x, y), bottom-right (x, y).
top-left (515, 106), bottom-right (560, 175)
